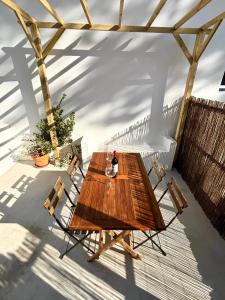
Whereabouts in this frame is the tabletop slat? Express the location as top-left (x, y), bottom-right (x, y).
top-left (69, 152), bottom-right (165, 231)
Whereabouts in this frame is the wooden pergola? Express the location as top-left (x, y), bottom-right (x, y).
top-left (1, 0), bottom-right (224, 161)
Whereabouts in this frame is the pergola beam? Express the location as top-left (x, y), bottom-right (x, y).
top-left (201, 11), bottom-right (225, 29)
top-left (174, 0), bottom-right (212, 30)
top-left (39, 0), bottom-right (64, 24)
top-left (197, 20), bottom-right (222, 60)
top-left (118, 0), bottom-right (125, 27)
top-left (146, 0), bottom-right (167, 28)
top-left (28, 21), bottom-right (205, 34)
top-left (173, 33), bottom-right (193, 64)
top-left (80, 0), bottom-right (93, 26)
top-left (42, 28), bottom-right (65, 59)
top-left (14, 11), bottom-right (40, 58)
top-left (1, 0), bottom-right (36, 22)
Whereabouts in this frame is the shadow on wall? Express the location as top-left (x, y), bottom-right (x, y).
top-left (105, 98), bottom-right (181, 146)
top-left (0, 33), bottom-right (179, 173)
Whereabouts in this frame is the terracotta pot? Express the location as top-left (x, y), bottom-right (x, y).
top-left (33, 154), bottom-right (49, 167)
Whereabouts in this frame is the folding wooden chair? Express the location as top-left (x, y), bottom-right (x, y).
top-left (43, 177), bottom-right (95, 258)
top-left (147, 158), bottom-right (166, 191)
top-left (67, 154), bottom-right (85, 195)
top-left (133, 177), bottom-right (188, 256)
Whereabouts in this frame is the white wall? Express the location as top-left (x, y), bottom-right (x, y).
top-left (0, 0), bottom-right (225, 175)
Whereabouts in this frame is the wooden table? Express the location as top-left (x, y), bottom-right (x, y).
top-left (69, 152), bottom-right (165, 261)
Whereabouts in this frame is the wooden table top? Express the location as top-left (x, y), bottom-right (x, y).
top-left (69, 152), bottom-right (166, 231)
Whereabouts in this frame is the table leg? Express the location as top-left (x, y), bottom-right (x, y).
top-left (99, 230), bottom-right (103, 249)
top-left (88, 230), bottom-right (140, 262)
top-left (108, 230), bottom-right (140, 259)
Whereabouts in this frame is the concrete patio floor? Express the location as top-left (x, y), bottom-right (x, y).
top-left (0, 160), bottom-right (225, 300)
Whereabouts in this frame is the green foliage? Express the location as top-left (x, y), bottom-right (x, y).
top-left (25, 139), bottom-right (52, 157)
top-left (24, 93), bottom-right (75, 157)
top-left (34, 98), bottom-right (75, 147)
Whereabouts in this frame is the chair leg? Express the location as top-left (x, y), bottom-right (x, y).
top-left (153, 182), bottom-right (159, 191)
top-left (157, 187), bottom-right (168, 204)
top-left (59, 231), bottom-right (94, 259)
top-left (64, 188), bottom-right (76, 207)
top-left (72, 181), bottom-right (80, 195)
top-left (133, 231), bottom-right (166, 256)
top-left (79, 166), bottom-right (85, 179)
top-left (147, 167), bottom-right (153, 176)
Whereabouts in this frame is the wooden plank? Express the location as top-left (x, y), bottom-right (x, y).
top-left (67, 155), bottom-right (79, 177)
top-left (201, 11), bottom-right (225, 30)
top-left (168, 182), bottom-right (183, 214)
top-left (80, 0), bottom-right (93, 26)
top-left (43, 176), bottom-right (62, 209)
top-left (146, 0), bottom-right (167, 28)
top-left (197, 20), bottom-right (222, 61)
top-left (30, 24), bottom-right (59, 160)
top-left (30, 21), bottom-right (203, 34)
top-left (174, 0), bottom-right (212, 30)
top-left (152, 158), bottom-right (166, 183)
top-left (15, 11), bottom-right (40, 58)
top-left (69, 152), bottom-right (165, 231)
top-left (39, 0), bottom-right (64, 24)
top-left (49, 181), bottom-right (65, 215)
top-left (118, 0), bottom-right (125, 27)
top-left (173, 32), bottom-right (193, 64)
top-left (42, 28), bottom-right (65, 59)
top-left (0, 0), bottom-right (36, 22)
top-left (171, 177), bottom-right (188, 208)
top-left (174, 32), bottom-right (205, 161)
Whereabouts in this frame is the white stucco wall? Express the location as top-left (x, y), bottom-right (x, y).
top-left (0, 0), bottom-right (225, 175)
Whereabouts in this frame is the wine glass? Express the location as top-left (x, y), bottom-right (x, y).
top-left (105, 162), bottom-right (114, 189)
top-left (106, 151), bottom-right (112, 162)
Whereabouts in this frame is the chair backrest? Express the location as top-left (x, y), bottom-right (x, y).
top-left (67, 155), bottom-right (80, 178)
top-left (152, 158), bottom-right (166, 183)
top-left (43, 177), bottom-right (65, 215)
top-left (167, 177), bottom-right (188, 214)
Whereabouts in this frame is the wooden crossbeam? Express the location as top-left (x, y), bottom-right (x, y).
top-left (201, 11), bottom-right (225, 30)
top-left (15, 11), bottom-right (40, 58)
top-left (107, 230), bottom-right (140, 258)
top-left (39, 0), bottom-right (64, 24)
top-left (1, 0), bottom-right (36, 22)
top-left (118, 0), bottom-right (125, 27)
top-left (197, 20), bottom-right (222, 61)
top-left (88, 230), bottom-right (140, 262)
top-left (146, 0), bottom-right (167, 28)
top-left (42, 28), bottom-right (65, 59)
top-left (173, 33), bottom-right (193, 64)
top-left (80, 0), bottom-right (93, 26)
top-left (29, 22), bottom-right (203, 34)
top-left (193, 31), bottom-right (205, 61)
top-left (174, 0), bottom-right (212, 30)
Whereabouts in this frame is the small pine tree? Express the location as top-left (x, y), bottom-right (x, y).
top-left (34, 94), bottom-right (75, 148)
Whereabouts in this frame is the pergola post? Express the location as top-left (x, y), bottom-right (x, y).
top-left (30, 24), bottom-right (59, 160)
top-left (174, 32), bottom-right (205, 160)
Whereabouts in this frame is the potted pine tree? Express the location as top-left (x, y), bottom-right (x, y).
top-left (25, 93), bottom-right (75, 167)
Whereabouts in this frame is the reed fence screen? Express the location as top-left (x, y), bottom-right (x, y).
top-left (176, 97), bottom-right (225, 238)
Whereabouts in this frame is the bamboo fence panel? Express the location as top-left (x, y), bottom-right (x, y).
top-left (176, 96), bottom-right (225, 238)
